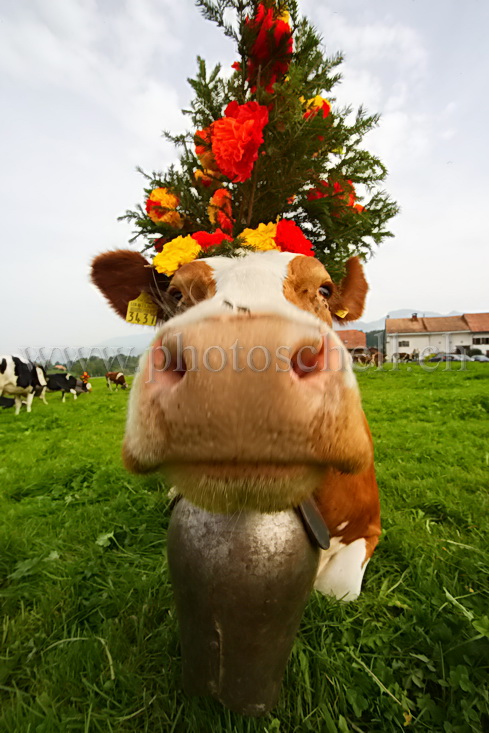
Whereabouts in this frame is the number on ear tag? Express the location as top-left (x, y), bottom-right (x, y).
top-left (334, 308), bottom-right (349, 319)
top-left (126, 293), bottom-right (158, 326)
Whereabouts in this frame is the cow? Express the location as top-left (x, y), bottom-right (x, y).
top-left (76, 378), bottom-right (92, 394)
top-left (0, 396), bottom-right (15, 409)
top-left (91, 250), bottom-right (381, 602)
top-left (0, 356), bottom-right (47, 414)
top-left (105, 371), bottom-right (128, 390)
top-left (392, 351), bottom-right (410, 363)
top-left (46, 373), bottom-right (91, 402)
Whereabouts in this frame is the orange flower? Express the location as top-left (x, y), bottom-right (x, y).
top-left (146, 188), bottom-right (183, 228)
top-left (208, 188), bottom-right (234, 233)
top-left (211, 101), bottom-right (269, 183)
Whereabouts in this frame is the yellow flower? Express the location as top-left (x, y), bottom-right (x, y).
top-left (153, 235), bottom-right (202, 276)
top-left (278, 10), bottom-right (290, 24)
top-left (146, 187), bottom-right (183, 228)
top-left (301, 95), bottom-right (331, 119)
top-left (240, 222), bottom-right (278, 251)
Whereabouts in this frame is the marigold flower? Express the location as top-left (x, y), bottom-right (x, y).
top-left (192, 229), bottom-right (233, 249)
top-left (275, 219), bottom-right (314, 256)
top-left (211, 102), bottom-right (269, 183)
top-left (193, 169), bottom-right (220, 190)
top-left (208, 188), bottom-right (234, 233)
top-left (146, 188), bottom-right (183, 228)
top-left (153, 235), bottom-right (202, 276)
top-left (195, 128), bottom-right (218, 173)
top-left (240, 222), bottom-right (278, 251)
top-left (303, 95), bottom-right (331, 120)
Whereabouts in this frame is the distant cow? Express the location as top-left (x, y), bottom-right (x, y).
top-left (106, 372), bottom-right (128, 390)
top-left (392, 352), bottom-right (410, 363)
top-left (46, 373), bottom-right (91, 402)
top-left (0, 356), bottom-right (47, 414)
top-left (76, 378), bottom-right (92, 394)
top-left (0, 396), bottom-right (15, 409)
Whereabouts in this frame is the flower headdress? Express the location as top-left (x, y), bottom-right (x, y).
top-left (120, 0), bottom-right (398, 281)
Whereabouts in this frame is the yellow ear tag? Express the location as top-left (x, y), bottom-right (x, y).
top-left (335, 308), bottom-right (349, 319)
top-left (126, 292), bottom-right (158, 326)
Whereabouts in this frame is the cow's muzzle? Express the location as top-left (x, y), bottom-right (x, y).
top-left (122, 314), bottom-right (372, 512)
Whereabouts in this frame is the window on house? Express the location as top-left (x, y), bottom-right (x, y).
top-left (399, 340), bottom-right (410, 347)
top-left (473, 337), bottom-right (489, 345)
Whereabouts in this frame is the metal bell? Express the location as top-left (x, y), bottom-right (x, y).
top-left (167, 498), bottom-right (320, 716)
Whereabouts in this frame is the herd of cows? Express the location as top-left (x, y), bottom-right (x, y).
top-left (0, 356), bottom-right (128, 414)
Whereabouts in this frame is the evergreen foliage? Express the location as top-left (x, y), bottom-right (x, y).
top-left (120, 0), bottom-right (399, 280)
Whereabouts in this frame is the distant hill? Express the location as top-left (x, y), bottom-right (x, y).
top-left (95, 332), bottom-right (154, 355)
top-left (336, 309), bottom-right (463, 334)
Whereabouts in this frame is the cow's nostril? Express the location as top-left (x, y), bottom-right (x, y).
top-left (291, 340), bottom-right (325, 379)
top-left (147, 340), bottom-right (187, 388)
top-left (291, 335), bottom-right (344, 379)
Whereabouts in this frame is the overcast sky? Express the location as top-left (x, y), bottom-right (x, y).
top-left (1, 0), bottom-right (488, 352)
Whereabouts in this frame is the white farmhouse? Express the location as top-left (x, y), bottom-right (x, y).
top-left (385, 313), bottom-right (489, 360)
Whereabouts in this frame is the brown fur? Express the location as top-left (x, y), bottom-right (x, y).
top-left (169, 260), bottom-right (217, 304)
top-left (314, 417), bottom-right (380, 560)
top-left (91, 250), bottom-right (179, 322)
top-left (283, 256), bottom-right (368, 326)
top-left (91, 250), bottom-right (155, 319)
top-left (283, 257), bottom-right (335, 323)
top-left (330, 257), bottom-right (369, 323)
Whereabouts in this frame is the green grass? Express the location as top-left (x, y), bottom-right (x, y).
top-left (0, 365), bottom-right (488, 732)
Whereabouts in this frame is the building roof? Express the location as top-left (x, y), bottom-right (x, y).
top-left (336, 329), bottom-right (366, 348)
top-left (464, 313), bottom-right (489, 332)
top-left (386, 313), bottom-right (489, 335)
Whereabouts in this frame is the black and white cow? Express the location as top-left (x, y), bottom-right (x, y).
top-left (0, 396), bottom-right (15, 409)
top-left (0, 356), bottom-right (47, 414)
top-left (46, 374), bottom-right (91, 402)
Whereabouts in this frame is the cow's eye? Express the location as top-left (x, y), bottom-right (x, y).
top-left (169, 289), bottom-right (184, 302)
top-left (318, 284), bottom-right (332, 299)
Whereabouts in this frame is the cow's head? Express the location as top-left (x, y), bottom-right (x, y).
top-left (91, 249), bottom-right (371, 513)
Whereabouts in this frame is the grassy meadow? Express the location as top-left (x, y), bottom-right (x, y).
top-left (0, 364), bottom-right (488, 732)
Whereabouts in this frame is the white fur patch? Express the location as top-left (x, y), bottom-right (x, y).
top-left (162, 251), bottom-right (320, 333)
top-left (314, 537), bottom-right (368, 601)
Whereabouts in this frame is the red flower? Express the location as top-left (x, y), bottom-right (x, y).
top-left (211, 101), bottom-right (269, 183)
top-left (192, 229), bottom-right (233, 249)
top-left (307, 179), bottom-right (356, 208)
top-left (275, 219), bottom-right (314, 256)
top-left (245, 3), bottom-right (293, 93)
top-left (208, 188), bottom-right (234, 233)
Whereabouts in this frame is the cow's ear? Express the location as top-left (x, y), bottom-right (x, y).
top-left (331, 257), bottom-right (368, 323)
top-left (91, 250), bottom-right (165, 320)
